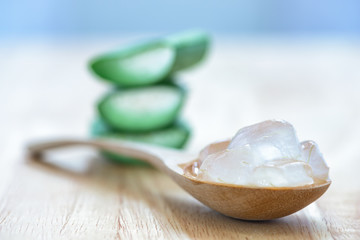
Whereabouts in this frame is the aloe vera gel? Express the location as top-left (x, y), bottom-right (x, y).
top-left (88, 31), bottom-right (210, 164)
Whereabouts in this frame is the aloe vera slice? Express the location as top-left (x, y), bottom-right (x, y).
top-left (91, 118), bottom-right (191, 165)
top-left (98, 84), bottom-right (185, 132)
top-left (165, 30), bottom-right (210, 72)
top-left (89, 31), bottom-right (210, 87)
top-left (90, 41), bottom-right (175, 87)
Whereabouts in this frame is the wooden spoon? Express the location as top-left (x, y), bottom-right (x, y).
top-left (27, 139), bottom-right (331, 221)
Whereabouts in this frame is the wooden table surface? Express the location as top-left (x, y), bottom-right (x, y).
top-left (1, 36), bottom-right (360, 239)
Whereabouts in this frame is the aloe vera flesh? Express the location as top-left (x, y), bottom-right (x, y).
top-left (98, 85), bottom-right (185, 132)
top-left (89, 31), bottom-right (210, 87)
top-left (90, 42), bottom-right (175, 87)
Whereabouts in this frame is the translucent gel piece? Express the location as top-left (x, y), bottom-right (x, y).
top-left (301, 140), bottom-right (330, 180)
top-left (228, 120), bottom-right (302, 165)
top-left (195, 120), bottom-right (330, 187)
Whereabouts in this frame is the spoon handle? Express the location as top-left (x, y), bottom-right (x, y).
top-left (27, 138), bottom-right (168, 168)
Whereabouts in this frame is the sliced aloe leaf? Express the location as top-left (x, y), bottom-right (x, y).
top-left (98, 84), bottom-right (186, 132)
top-left (90, 41), bottom-right (175, 87)
top-left (165, 30), bottom-right (210, 72)
top-left (91, 118), bottom-right (191, 165)
top-left (91, 117), bottom-right (191, 149)
top-left (89, 31), bottom-right (210, 87)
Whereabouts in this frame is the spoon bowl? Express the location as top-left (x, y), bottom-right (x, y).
top-left (28, 139), bottom-right (330, 220)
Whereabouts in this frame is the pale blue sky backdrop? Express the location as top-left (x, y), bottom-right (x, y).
top-left (1, 0), bottom-right (360, 37)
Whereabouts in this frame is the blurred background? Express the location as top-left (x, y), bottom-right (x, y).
top-left (1, 0), bottom-right (360, 36)
top-left (1, 0), bottom-right (360, 155)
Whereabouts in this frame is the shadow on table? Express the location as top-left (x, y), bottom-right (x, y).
top-left (26, 153), bottom-right (322, 239)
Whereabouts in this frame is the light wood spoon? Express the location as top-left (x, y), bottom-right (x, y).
top-left (28, 139), bottom-right (331, 221)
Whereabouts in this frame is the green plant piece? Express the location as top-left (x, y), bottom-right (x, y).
top-left (97, 84), bottom-right (186, 132)
top-left (165, 30), bottom-right (210, 72)
top-left (91, 118), bottom-right (191, 165)
top-left (89, 30), bottom-right (210, 87)
top-left (90, 41), bottom-right (175, 87)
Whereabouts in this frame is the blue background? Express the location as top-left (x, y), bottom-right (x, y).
top-left (1, 0), bottom-right (360, 37)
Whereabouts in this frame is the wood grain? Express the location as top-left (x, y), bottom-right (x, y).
top-left (1, 37), bottom-right (360, 239)
top-left (27, 138), bottom-right (331, 221)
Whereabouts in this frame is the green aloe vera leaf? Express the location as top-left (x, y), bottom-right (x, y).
top-left (89, 41), bottom-right (175, 87)
top-left (165, 30), bottom-right (210, 72)
top-left (89, 31), bottom-right (210, 87)
top-left (90, 118), bottom-right (191, 165)
top-left (97, 84), bottom-right (186, 132)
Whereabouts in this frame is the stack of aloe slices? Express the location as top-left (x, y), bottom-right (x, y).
top-left (89, 30), bottom-right (210, 165)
